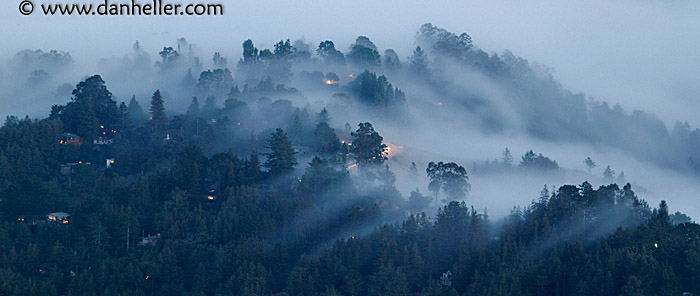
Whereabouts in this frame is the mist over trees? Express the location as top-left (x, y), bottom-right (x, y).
top-left (0, 23), bottom-right (699, 295)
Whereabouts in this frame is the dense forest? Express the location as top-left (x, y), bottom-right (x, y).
top-left (0, 23), bottom-right (699, 295)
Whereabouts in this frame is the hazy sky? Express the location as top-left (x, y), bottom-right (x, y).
top-left (1, 0), bottom-right (699, 126)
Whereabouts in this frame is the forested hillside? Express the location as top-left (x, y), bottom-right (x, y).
top-left (0, 24), bottom-right (698, 295)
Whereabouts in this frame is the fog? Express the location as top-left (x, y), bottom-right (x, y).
top-left (1, 0), bottom-right (699, 221)
top-left (3, 0), bottom-right (699, 126)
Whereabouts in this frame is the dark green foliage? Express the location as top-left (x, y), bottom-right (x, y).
top-left (196, 68), bottom-right (234, 94)
top-left (242, 39), bottom-right (258, 64)
top-left (263, 128), bottom-right (297, 176)
top-left (1, 107), bottom-right (698, 296)
top-left (317, 41), bottom-right (345, 65)
top-left (4, 27), bottom-right (700, 296)
top-left (57, 75), bottom-right (120, 140)
top-left (347, 36), bottom-right (380, 68)
top-left (156, 47), bottom-right (179, 71)
top-left (186, 97), bottom-right (201, 117)
top-left (409, 46), bottom-right (429, 76)
top-left (520, 150), bottom-right (559, 171)
top-left (312, 109), bottom-right (340, 154)
top-left (149, 89), bottom-right (167, 128)
top-left (127, 95), bottom-right (147, 123)
top-left (348, 70), bottom-right (405, 106)
top-left (274, 39), bottom-right (293, 60)
top-left (426, 161), bottom-right (470, 203)
top-left (350, 122), bottom-right (387, 166)
top-left (313, 122), bottom-right (340, 154)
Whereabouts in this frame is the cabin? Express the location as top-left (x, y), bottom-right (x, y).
top-left (47, 212), bottom-right (70, 224)
top-left (61, 133), bottom-right (83, 146)
top-left (138, 234), bottom-right (161, 247)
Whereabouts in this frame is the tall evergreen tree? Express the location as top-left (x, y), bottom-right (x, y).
top-left (409, 46), bottom-right (429, 76)
top-left (187, 97), bottom-right (201, 117)
top-left (603, 165), bottom-right (615, 181)
top-left (264, 128), bottom-right (297, 176)
top-left (149, 89), bottom-right (167, 128)
top-left (127, 95), bottom-right (147, 122)
top-left (501, 148), bottom-right (513, 167)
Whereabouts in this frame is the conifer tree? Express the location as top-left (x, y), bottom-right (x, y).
top-left (263, 128), bottom-right (297, 176)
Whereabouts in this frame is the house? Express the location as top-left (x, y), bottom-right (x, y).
top-left (61, 133), bottom-right (83, 146)
top-left (93, 137), bottom-right (114, 145)
top-left (205, 189), bottom-right (217, 201)
top-left (60, 161), bottom-right (92, 175)
top-left (47, 212), bottom-right (70, 224)
top-left (292, 145), bottom-right (309, 155)
top-left (138, 233), bottom-right (161, 247)
top-left (439, 271), bottom-right (452, 287)
top-left (60, 164), bottom-right (75, 175)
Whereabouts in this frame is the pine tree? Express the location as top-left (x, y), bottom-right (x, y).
top-left (602, 165), bottom-right (615, 182)
top-left (264, 128), bottom-right (297, 176)
top-left (149, 89), bottom-right (167, 127)
top-left (245, 151), bottom-right (261, 184)
top-left (313, 121), bottom-right (340, 154)
top-left (187, 97), bottom-right (201, 117)
top-left (617, 171), bottom-right (626, 184)
top-left (317, 108), bottom-right (331, 125)
top-left (501, 148), bottom-right (513, 167)
top-left (288, 113), bottom-right (304, 145)
top-left (409, 46), bottom-right (429, 76)
top-left (127, 95), bottom-right (147, 122)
